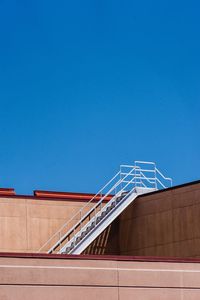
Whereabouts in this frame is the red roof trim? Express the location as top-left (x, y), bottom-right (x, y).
top-left (0, 188), bottom-right (16, 196)
top-left (34, 190), bottom-right (112, 201)
top-left (0, 252), bottom-right (200, 264)
top-left (0, 180), bottom-right (199, 202)
top-left (0, 191), bottom-right (112, 202)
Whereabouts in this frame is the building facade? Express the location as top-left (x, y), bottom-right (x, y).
top-left (0, 180), bottom-right (200, 299)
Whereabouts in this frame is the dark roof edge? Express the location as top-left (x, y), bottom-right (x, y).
top-left (138, 179), bottom-right (200, 198)
top-left (0, 252), bottom-right (200, 264)
top-left (0, 179), bottom-right (199, 201)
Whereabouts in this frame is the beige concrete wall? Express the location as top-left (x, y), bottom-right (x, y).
top-left (1, 181), bottom-right (200, 256)
top-left (1, 255), bottom-right (200, 300)
top-left (0, 196), bottom-right (94, 253)
top-left (118, 182), bottom-right (200, 257)
top-left (85, 182), bottom-right (200, 257)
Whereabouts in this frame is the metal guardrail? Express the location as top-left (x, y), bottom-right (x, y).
top-left (38, 161), bottom-right (172, 253)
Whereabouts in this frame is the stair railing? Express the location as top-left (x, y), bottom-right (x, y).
top-left (38, 165), bottom-right (136, 253)
top-left (38, 161), bottom-right (172, 253)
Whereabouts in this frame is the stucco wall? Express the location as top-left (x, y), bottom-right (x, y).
top-left (119, 182), bottom-right (200, 257)
top-left (1, 181), bottom-right (200, 256)
top-left (1, 254), bottom-right (200, 300)
top-left (0, 195), bottom-right (95, 253)
top-left (85, 181), bottom-right (200, 257)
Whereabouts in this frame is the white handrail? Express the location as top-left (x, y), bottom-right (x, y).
top-left (39, 166), bottom-right (138, 253)
top-left (47, 166), bottom-right (138, 253)
top-left (38, 170), bottom-right (121, 252)
top-left (135, 161), bottom-right (155, 165)
top-left (156, 178), bottom-right (166, 189)
top-left (38, 161), bottom-right (173, 253)
top-left (60, 172), bottom-right (141, 253)
top-left (155, 168), bottom-right (172, 186)
top-left (140, 171), bottom-right (156, 187)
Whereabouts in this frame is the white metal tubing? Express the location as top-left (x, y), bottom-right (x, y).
top-left (65, 162), bottom-right (171, 253)
top-left (38, 170), bottom-right (121, 252)
top-left (63, 166), bottom-right (140, 248)
top-left (122, 176), bottom-right (157, 181)
top-left (120, 170), bottom-right (155, 176)
top-left (38, 161), bottom-right (172, 254)
top-left (68, 193), bottom-right (138, 254)
top-left (47, 178), bottom-right (124, 253)
top-left (135, 161), bottom-right (156, 188)
top-left (135, 161), bottom-right (155, 165)
top-left (155, 168), bottom-right (172, 181)
top-left (156, 177), bottom-right (167, 189)
top-left (155, 168), bottom-right (158, 190)
top-left (135, 169), bottom-right (156, 173)
top-left (45, 166), bottom-right (138, 253)
top-left (67, 184), bottom-right (154, 255)
top-left (155, 168), bottom-right (172, 187)
top-left (122, 180), bottom-right (154, 185)
top-left (46, 166), bottom-right (157, 252)
top-left (64, 176), bottom-right (140, 252)
top-left (75, 166), bottom-right (137, 224)
top-left (139, 171), bottom-right (156, 187)
top-left (120, 164), bottom-right (136, 168)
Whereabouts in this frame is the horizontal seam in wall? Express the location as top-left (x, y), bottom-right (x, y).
top-left (1, 284), bottom-right (200, 290)
top-left (1, 265), bottom-right (200, 272)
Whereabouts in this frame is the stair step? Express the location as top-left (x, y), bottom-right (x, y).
top-left (61, 194), bottom-right (131, 254)
top-left (85, 227), bottom-right (90, 233)
top-left (76, 236), bottom-right (82, 244)
top-left (48, 162), bottom-right (172, 256)
top-left (106, 206), bottom-right (112, 212)
top-left (81, 231), bottom-right (87, 238)
top-left (96, 216), bottom-right (102, 223)
top-left (64, 247), bottom-right (71, 254)
top-left (116, 197), bottom-right (122, 202)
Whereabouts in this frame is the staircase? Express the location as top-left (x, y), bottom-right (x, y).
top-left (38, 161), bottom-right (172, 255)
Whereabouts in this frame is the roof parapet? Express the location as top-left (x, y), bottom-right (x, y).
top-left (0, 188), bottom-right (16, 196)
top-left (34, 190), bottom-right (112, 201)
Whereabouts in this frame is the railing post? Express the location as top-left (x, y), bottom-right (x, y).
top-left (94, 207), bottom-right (96, 225)
top-left (140, 167), bottom-right (142, 187)
top-left (134, 162), bottom-right (136, 188)
top-left (38, 162), bottom-right (172, 255)
top-left (80, 209), bottom-right (82, 230)
top-left (155, 164), bottom-right (157, 190)
top-left (120, 165), bottom-right (122, 191)
top-left (59, 231), bottom-right (61, 252)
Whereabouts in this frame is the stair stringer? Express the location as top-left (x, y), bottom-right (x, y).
top-left (59, 188), bottom-right (152, 255)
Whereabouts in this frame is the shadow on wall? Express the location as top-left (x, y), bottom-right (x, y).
top-left (84, 181), bottom-right (200, 258)
top-left (83, 220), bottom-right (120, 255)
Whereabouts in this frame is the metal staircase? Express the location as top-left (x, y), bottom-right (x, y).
top-left (38, 161), bottom-right (172, 255)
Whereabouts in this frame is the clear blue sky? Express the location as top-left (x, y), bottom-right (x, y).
top-left (0, 0), bottom-right (199, 194)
